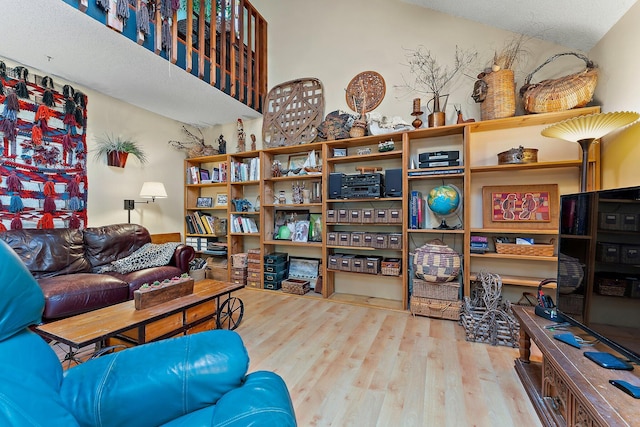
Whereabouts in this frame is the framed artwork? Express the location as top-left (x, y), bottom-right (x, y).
top-left (482, 184), bottom-right (559, 230)
top-left (199, 168), bottom-right (211, 182)
top-left (196, 197), bottom-right (213, 208)
top-left (288, 153), bottom-right (308, 170)
top-left (293, 220), bottom-right (310, 242)
top-left (309, 213), bottom-right (322, 242)
top-left (215, 193), bottom-right (228, 207)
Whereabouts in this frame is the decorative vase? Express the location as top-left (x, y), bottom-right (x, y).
top-left (107, 151), bottom-right (128, 168)
top-left (349, 119), bottom-right (367, 138)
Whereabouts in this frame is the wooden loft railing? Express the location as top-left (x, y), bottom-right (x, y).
top-left (70, 0), bottom-right (268, 113)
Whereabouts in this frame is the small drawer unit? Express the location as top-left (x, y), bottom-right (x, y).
top-left (264, 252), bottom-right (288, 264)
top-left (337, 209), bottom-right (349, 223)
top-left (327, 232), bottom-right (338, 245)
top-left (388, 208), bottom-right (403, 224)
top-left (350, 231), bottom-right (365, 247)
top-left (326, 209), bottom-right (338, 223)
top-left (388, 233), bottom-right (403, 250)
top-left (338, 232), bottom-right (351, 246)
top-left (597, 243), bottom-right (620, 263)
top-left (362, 208), bottom-right (375, 223)
top-left (263, 261), bottom-right (288, 274)
top-left (264, 269), bottom-right (287, 283)
top-left (328, 254), bottom-right (342, 270)
top-left (364, 256), bottom-right (383, 275)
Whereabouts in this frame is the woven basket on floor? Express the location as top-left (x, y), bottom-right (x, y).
top-left (480, 69), bottom-right (516, 120)
top-left (520, 52), bottom-right (598, 114)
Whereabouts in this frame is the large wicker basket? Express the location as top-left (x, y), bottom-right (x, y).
top-left (520, 52), bottom-right (598, 114)
top-left (480, 69), bottom-right (516, 120)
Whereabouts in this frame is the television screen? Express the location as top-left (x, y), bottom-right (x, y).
top-left (557, 186), bottom-right (640, 364)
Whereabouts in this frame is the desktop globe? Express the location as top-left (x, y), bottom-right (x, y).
top-left (427, 184), bottom-right (461, 229)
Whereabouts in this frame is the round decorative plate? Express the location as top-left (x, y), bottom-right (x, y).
top-left (345, 71), bottom-right (386, 113)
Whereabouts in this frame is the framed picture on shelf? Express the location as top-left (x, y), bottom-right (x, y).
top-left (199, 168), bottom-right (211, 182)
top-left (274, 210), bottom-right (309, 240)
top-left (196, 197), bottom-right (213, 208)
top-left (215, 193), bottom-right (228, 207)
top-left (288, 153), bottom-right (308, 171)
top-left (482, 184), bottom-right (559, 230)
top-left (309, 213), bottom-right (322, 242)
top-left (292, 220), bottom-right (310, 242)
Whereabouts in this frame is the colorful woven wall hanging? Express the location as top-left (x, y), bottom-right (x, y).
top-left (0, 61), bottom-right (88, 230)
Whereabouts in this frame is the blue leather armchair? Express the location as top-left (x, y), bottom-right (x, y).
top-left (0, 240), bottom-right (297, 426)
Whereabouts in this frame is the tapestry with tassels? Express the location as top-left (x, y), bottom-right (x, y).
top-left (0, 62), bottom-right (88, 231)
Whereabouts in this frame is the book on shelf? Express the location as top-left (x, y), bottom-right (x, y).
top-left (197, 212), bottom-right (213, 235)
top-left (410, 190), bottom-right (423, 229)
top-left (189, 166), bottom-right (200, 184)
top-left (408, 167), bottom-right (464, 177)
top-left (220, 162), bottom-right (228, 182)
top-left (185, 215), bottom-right (196, 234)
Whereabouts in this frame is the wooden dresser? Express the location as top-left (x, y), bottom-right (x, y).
top-left (512, 306), bottom-right (639, 426)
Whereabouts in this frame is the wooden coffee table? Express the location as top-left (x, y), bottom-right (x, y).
top-left (36, 279), bottom-right (244, 364)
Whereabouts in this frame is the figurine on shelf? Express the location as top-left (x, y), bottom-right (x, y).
top-left (276, 190), bottom-right (287, 205)
top-left (217, 134), bottom-right (226, 154)
top-left (272, 159), bottom-right (282, 177)
top-left (411, 98), bottom-right (424, 129)
top-left (292, 181), bottom-right (304, 204)
top-left (236, 119), bottom-right (246, 152)
top-left (250, 134), bottom-right (257, 151)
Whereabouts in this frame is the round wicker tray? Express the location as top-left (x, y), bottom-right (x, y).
top-left (345, 71), bottom-right (386, 113)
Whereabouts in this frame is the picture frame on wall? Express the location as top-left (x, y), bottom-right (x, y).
top-left (196, 197), bottom-right (213, 208)
top-left (482, 184), bottom-right (559, 230)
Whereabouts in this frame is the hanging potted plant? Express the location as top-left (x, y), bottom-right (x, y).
top-left (93, 134), bottom-right (148, 168)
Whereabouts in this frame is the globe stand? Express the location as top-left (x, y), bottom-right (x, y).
top-left (434, 218), bottom-right (454, 230)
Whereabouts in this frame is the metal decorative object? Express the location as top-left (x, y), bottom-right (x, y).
top-left (541, 111), bottom-right (639, 191)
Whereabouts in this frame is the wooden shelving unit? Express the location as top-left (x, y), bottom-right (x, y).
top-left (183, 107), bottom-right (602, 309)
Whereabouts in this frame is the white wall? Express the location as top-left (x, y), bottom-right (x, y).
top-left (1, 58), bottom-right (187, 234)
top-left (589, 1), bottom-right (640, 189)
top-left (246, 0), bottom-right (576, 132)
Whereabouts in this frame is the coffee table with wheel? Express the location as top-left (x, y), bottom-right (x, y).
top-left (35, 279), bottom-right (244, 366)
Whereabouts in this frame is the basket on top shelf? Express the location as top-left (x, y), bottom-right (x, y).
top-left (519, 52), bottom-right (598, 114)
top-left (493, 237), bottom-right (555, 257)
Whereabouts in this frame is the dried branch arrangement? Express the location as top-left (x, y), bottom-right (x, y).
top-left (400, 45), bottom-right (477, 96)
top-left (489, 34), bottom-right (530, 71)
top-left (168, 126), bottom-right (218, 157)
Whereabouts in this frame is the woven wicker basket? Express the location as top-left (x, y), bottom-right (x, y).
top-left (412, 278), bottom-right (460, 301)
top-left (520, 52), bottom-right (598, 114)
top-left (412, 239), bottom-right (461, 283)
top-left (411, 297), bottom-right (461, 320)
top-left (494, 241), bottom-right (555, 257)
top-left (481, 69), bottom-right (516, 120)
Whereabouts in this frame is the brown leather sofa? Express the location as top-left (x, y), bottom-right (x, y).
top-left (0, 223), bottom-right (195, 321)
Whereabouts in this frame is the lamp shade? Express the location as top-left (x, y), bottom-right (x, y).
top-left (541, 111), bottom-right (639, 142)
top-left (139, 182), bottom-right (167, 200)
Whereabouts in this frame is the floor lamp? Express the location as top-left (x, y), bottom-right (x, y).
top-left (124, 182), bottom-right (168, 223)
top-left (541, 111), bottom-right (639, 192)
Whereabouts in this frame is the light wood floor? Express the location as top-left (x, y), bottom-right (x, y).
top-left (52, 288), bottom-right (542, 426)
top-left (235, 288), bottom-right (542, 427)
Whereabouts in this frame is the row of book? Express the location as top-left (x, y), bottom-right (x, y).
top-left (230, 157), bottom-right (260, 182)
top-left (230, 214), bottom-right (259, 233)
top-left (186, 211), bottom-right (219, 235)
top-left (188, 164), bottom-right (228, 184)
top-left (409, 190), bottom-right (425, 229)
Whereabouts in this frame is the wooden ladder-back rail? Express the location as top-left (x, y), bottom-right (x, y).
top-left (71, 0), bottom-right (267, 113)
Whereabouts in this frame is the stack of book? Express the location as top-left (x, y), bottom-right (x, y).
top-left (409, 191), bottom-right (424, 229)
top-left (470, 236), bottom-right (489, 254)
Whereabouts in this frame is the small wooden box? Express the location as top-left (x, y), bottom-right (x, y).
top-left (350, 231), bottom-right (365, 247)
top-left (373, 234), bottom-right (388, 249)
top-left (388, 208), bottom-right (403, 223)
top-left (134, 277), bottom-right (194, 310)
top-left (388, 233), bottom-right (402, 250)
top-left (282, 278), bottom-right (310, 295)
top-left (337, 209), bottom-right (349, 223)
top-left (364, 256), bottom-right (382, 274)
top-left (326, 209), bottom-right (338, 223)
top-left (363, 233), bottom-right (375, 247)
top-left (339, 254), bottom-right (355, 271)
top-left (362, 208), bottom-right (375, 223)
top-left (231, 253), bottom-right (248, 268)
top-left (246, 279), bottom-right (261, 289)
top-left (375, 209), bottom-right (388, 223)
top-left (231, 267), bottom-right (247, 279)
top-left (338, 232), bottom-right (351, 246)
top-left (349, 209), bottom-right (363, 223)
top-left (327, 232), bottom-right (338, 245)
top-left (351, 255), bottom-right (366, 273)
top-left (328, 254), bottom-right (341, 270)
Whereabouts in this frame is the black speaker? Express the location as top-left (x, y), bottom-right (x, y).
top-left (384, 168), bottom-right (402, 197)
top-left (328, 173), bottom-right (344, 199)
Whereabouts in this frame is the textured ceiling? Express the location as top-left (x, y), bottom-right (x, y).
top-left (402, 0), bottom-right (638, 52)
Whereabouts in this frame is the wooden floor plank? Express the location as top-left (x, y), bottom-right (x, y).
top-left (235, 289), bottom-right (541, 426)
top-left (53, 288), bottom-right (542, 426)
